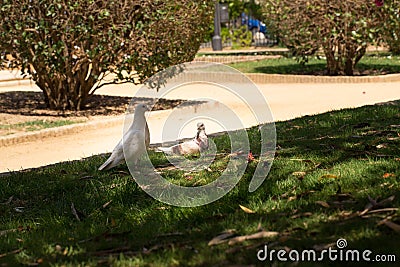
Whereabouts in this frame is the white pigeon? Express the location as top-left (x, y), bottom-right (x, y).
top-left (157, 122), bottom-right (209, 156)
top-left (98, 103), bottom-right (150, 171)
top-left (145, 121), bottom-right (150, 148)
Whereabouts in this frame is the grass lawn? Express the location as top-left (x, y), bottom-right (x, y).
top-left (0, 119), bottom-right (85, 136)
top-left (1, 101), bottom-right (399, 266)
top-left (229, 55), bottom-right (400, 75)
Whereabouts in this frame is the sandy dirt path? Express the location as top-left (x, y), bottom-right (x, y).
top-left (1, 81), bottom-right (400, 173)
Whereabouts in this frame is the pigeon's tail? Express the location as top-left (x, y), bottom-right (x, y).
top-left (157, 146), bottom-right (173, 155)
top-left (98, 160), bottom-right (111, 171)
top-left (98, 156), bottom-right (117, 171)
top-left (157, 145), bottom-right (182, 155)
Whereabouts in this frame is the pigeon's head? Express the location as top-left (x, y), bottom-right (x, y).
top-left (135, 103), bottom-right (150, 113)
top-left (197, 122), bottom-right (205, 131)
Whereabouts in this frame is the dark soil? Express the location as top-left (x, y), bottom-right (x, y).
top-left (0, 91), bottom-right (197, 117)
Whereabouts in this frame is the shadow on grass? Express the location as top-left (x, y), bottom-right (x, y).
top-left (0, 100), bottom-right (399, 266)
top-left (253, 63), bottom-right (327, 75)
top-left (233, 55), bottom-right (400, 76)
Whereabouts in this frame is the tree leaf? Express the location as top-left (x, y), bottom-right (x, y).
top-left (319, 174), bottom-right (338, 180)
top-left (239, 205), bottom-right (255, 214)
top-left (315, 201), bottom-right (330, 208)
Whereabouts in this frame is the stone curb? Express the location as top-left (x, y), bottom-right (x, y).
top-left (167, 71), bottom-right (400, 84)
top-left (0, 78), bottom-right (33, 88)
top-left (0, 115), bottom-right (124, 147)
top-left (193, 55), bottom-right (281, 64)
top-left (2, 64), bottom-right (400, 86)
top-left (2, 73), bottom-right (400, 87)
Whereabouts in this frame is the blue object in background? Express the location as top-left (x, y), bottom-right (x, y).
top-left (241, 12), bottom-right (248, 26)
top-left (241, 13), bottom-right (267, 33)
top-left (259, 22), bottom-right (266, 34)
top-left (248, 18), bottom-right (259, 30)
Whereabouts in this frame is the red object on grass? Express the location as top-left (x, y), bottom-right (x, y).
top-left (247, 151), bottom-right (255, 162)
top-left (375, 0), bottom-right (384, 6)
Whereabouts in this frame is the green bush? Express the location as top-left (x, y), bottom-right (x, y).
top-left (261, 0), bottom-right (400, 75)
top-left (232, 26), bottom-right (252, 48)
top-left (0, 0), bottom-right (213, 110)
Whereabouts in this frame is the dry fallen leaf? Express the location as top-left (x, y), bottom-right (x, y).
top-left (208, 229), bottom-right (236, 246)
top-left (376, 144), bottom-right (388, 149)
top-left (315, 201), bottom-right (330, 208)
top-left (292, 171), bottom-right (306, 177)
top-left (319, 174), bottom-right (338, 180)
top-left (382, 173), bottom-right (396, 178)
top-left (239, 205), bottom-right (255, 214)
top-left (102, 200), bottom-right (112, 209)
top-left (291, 212), bottom-right (313, 219)
top-left (228, 150), bottom-right (245, 157)
top-left (228, 230), bottom-right (279, 246)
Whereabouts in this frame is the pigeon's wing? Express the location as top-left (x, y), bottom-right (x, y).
top-left (99, 129), bottom-right (146, 171)
top-left (198, 131), bottom-right (209, 151)
top-left (123, 130), bottom-right (146, 163)
top-left (145, 122), bottom-right (150, 148)
top-left (180, 140), bottom-right (201, 155)
top-left (158, 143), bottom-right (185, 155)
top-left (98, 140), bottom-right (124, 170)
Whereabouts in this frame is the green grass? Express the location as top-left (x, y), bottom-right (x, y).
top-left (229, 55), bottom-right (400, 75)
top-left (0, 119), bottom-right (84, 135)
top-left (1, 102), bottom-right (400, 266)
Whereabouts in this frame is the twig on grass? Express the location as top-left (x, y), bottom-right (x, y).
top-left (0, 248), bottom-right (23, 258)
top-left (71, 202), bottom-right (81, 222)
top-left (0, 196), bottom-right (13, 205)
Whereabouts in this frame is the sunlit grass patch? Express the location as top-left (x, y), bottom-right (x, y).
top-left (0, 100), bottom-right (399, 266)
top-left (230, 55), bottom-right (400, 75)
top-left (0, 119), bottom-right (85, 135)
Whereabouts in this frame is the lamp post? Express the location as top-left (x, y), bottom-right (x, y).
top-left (212, 1), bottom-right (222, 51)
